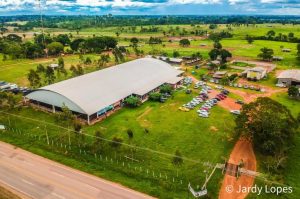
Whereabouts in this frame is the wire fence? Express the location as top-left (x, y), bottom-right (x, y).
top-left (0, 111), bottom-right (219, 196)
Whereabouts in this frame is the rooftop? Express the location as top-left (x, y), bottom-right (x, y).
top-left (26, 58), bottom-right (183, 115)
top-left (277, 70), bottom-right (300, 81)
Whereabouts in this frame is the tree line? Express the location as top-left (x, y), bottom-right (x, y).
top-left (0, 33), bottom-right (117, 60)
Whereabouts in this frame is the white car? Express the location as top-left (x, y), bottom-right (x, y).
top-left (276, 83), bottom-right (286, 88)
top-left (199, 113), bottom-right (209, 118)
top-left (230, 110), bottom-right (241, 115)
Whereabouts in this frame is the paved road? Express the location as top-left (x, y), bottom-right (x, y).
top-left (0, 141), bottom-right (155, 199)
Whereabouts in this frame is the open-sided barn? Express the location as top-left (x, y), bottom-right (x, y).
top-left (25, 58), bottom-right (184, 124)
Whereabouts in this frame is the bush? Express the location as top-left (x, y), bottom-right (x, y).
top-left (127, 129), bottom-right (133, 139)
top-left (160, 84), bottom-right (172, 94)
top-left (149, 92), bottom-right (162, 101)
top-left (124, 96), bottom-right (140, 107)
top-left (110, 136), bottom-right (123, 148)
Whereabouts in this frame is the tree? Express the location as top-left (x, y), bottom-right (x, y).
top-left (288, 86), bottom-right (299, 98)
top-left (98, 54), bottom-right (110, 68)
top-left (173, 51), bottom-right (180, 58)
top-left (172, 149), bottom-right (183, 166)
top-left (70, 38), bottom-right (85, 52)
top-left (110, 136), bottom-right (123, 148)
top-left (73, 121), bottom-right (82, 134)
top-left (219, 49), bottom-right (232, 63)
top-left (57, 57), bottom-right (67, 77)
top-left (258, 47), bottom-right (274, 61)
top-left (213, 41), bottom-right (222, 49)
top-left (22, 42), bottom-right (44, 59)
top-left (208, 49), bottom-right (219, 60)
top-left (84, 57), bottom-right (92, 65)
top-left (55, 34), bottom-right (71, 46)
top-left (27, 69), bottom-right (41, 88)
top-left (44, 66), bottom-right (55, 84)
top-left (149, 92), bottom-right (162, 101)
top-left (112, 47), bottom-right (125, 63)
top-left (160, 84), bottom-right (172, 94)
top-left (36, 64), bottom-right (45, 73)
top-left (246, 35), bottom-right (254, 44)
top-left (179, 39), bottom-right (190, 47)
top-left (235, 97), bottom-right (297, 156)
top-left (130, 37), bottom-right (139, 47)
top-left (6, 34), bottom-right (22, 43)
top-left (47, 42), bottom-right (64, 56)
top-left (267, 30), bottom-right (276, 37)
top-left (127, 129), bottom-right (133, 139)
top-left (124, 96), bottom-right (140, 107)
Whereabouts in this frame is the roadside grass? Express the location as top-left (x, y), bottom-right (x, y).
top-left (0, 186), bottom-right (21, 199)
top-left (0, 91), bottom-right (236, 198)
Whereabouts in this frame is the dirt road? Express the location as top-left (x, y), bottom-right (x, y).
top-left (0, 141), bottom-right (155, 199)
top-left (219, 139), bottom-right (256, 199)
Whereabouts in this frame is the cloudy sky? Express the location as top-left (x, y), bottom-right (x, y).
top-left (0, 0), bottom-right (299, 15)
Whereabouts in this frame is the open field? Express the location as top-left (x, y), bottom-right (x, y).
top-left (0, 90), bottom-right (236, 198)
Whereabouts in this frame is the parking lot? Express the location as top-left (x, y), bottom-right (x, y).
top-left (179, 79), bottom-right (241, 118)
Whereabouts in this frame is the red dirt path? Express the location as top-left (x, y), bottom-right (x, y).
top-left (219, 139), bottom-right (257, 199)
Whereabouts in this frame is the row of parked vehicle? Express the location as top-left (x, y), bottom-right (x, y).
top-left (179, 83), bottom-right (211, 111)
top-left (228, 83), bottom-right (265, 92)
top-left (183, 77), bottom-right (193, 85)
top-left (198, 90), bottom-right (230, 118)
top-left (0, 81), bottom-right (32, 95)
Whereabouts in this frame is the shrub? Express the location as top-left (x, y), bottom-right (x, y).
top-left (149, 92), bottom-right (162, 101)
top-left (124, 96), bottom-right (140, 107)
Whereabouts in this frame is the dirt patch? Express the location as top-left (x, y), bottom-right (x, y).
top-left (137, 106), bottom-right (152, 120)
top-left (228, 80), bottom-right (287, 103)
top-left (219, 138), bottom-right (257, 199)
top-left (210, 126), bottom-right (219, 132)
top-left (208, 89), bottom-right (241, 111)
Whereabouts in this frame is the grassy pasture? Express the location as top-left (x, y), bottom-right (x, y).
top-left (0, 90), bottom-right (236, 198)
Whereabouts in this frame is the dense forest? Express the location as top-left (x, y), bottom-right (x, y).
top-left (1, 15), bottom-right (300, 30)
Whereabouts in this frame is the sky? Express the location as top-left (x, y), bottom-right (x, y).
top-left (0, 0), bottom-right (299, 16)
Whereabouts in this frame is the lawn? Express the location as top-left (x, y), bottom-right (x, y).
top-left (0, 90), bottom-right (236, 198)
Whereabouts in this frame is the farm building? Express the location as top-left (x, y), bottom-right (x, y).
top-left (277, 70), bottom-right (300, 87)
top-left (242, 67), bottom-right (267, 80)
top-left (25, 58), bottom-right (184, 124)
top-left (282, 48), bottom-right (291, 52)
top-left (213, 71), bottom-right (227, 81)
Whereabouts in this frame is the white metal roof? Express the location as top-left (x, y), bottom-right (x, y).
top-left (277, 70), bottom-right (300, 81)
top-left (26, 58), bottom-right (183, 115)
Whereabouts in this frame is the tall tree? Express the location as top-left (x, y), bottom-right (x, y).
top-left (258, 47), bottom-right (274, 61)
top-left (235, 97), bottom-right (297, 156)
top-left (27, 69), bottom-right (41, 88)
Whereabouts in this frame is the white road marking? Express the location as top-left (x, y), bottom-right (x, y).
top-left (21, 179), bottom-right (34, 186)
top-left (0, 178), bottom-right (36, 199)
top-left (51, 192), bottom-right (66, 199)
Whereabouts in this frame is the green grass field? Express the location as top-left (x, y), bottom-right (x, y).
top-left (0, 90), bottom-right (236, 198)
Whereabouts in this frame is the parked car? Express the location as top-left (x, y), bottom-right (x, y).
top-left (230, 110), bottom-right (241, 115)
top-left (235, 100), bottom-right (244, 105)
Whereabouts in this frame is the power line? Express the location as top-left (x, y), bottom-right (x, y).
top-left (0, 111), bottom-right (209, 165)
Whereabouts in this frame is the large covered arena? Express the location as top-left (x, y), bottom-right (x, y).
top-left (25, 58), bottom-right (184, 124)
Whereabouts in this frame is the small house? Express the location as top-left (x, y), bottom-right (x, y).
top-left (213, 71), bottom-right (227, 82)
top-left (242, 67), bottom-right (267, 81)
top-left (277, 70), bottom-right (300, 87)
